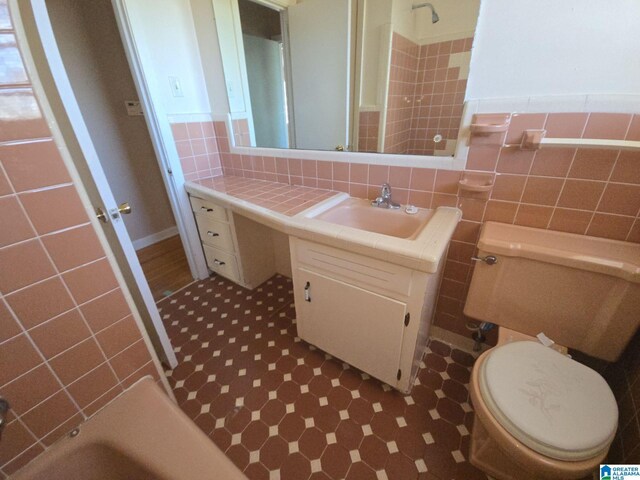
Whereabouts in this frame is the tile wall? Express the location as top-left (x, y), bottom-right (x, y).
top-left (357, 111), bottom-right (380, 153)
top-left (384, 33), bottom-right (418, 154)
top-left (172, 113), bottom-right (640, 344)
top-left (232, 118), bottom-right (251, 147)
top-left (385, 32), bottom-right (471, 156)
top-left (0, 4), bottom-right (159, 475)
top-left (170, 121), bottom-right (224, 182)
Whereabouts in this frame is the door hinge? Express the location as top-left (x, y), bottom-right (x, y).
top-left (404, 313), bottom-right (410, 326)
top-left (397, 369), bottom-right (402, 380)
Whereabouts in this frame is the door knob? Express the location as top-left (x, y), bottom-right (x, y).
top-left (95, 207), bottom-right (108, 223)
top-left (118, 202), bottom-right (132, 215)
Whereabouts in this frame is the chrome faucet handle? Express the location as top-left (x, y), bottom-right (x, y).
top-left (380, 183), bottom-right (392, 199)
top-left (0, 397), bottom-right (10, 441)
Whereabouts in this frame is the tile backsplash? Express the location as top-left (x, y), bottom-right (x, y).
top-left (172, 113), bottom-right (639, 344)
top-left (0, 5), bottom-right (158, 475)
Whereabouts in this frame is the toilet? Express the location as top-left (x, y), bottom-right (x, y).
top-left (463, 222), bottom-right (640, 480)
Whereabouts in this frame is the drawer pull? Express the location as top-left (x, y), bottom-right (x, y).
top-left (213, 259), bottom-right (226, 266)
top-left (201, 206), bottom-right (214, 212)
top-left (207, 231), bottom-right (220, 237)
top-left (304, 281), bottom-right (311, 302)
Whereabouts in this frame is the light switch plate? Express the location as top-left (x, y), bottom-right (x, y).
top-left (168, 76), bottom-right (184, 97)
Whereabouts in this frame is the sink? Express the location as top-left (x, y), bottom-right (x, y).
top-left (311, 197), bottom-right (434, 239)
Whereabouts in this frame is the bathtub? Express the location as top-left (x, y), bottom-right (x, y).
top-left (12, 378), bottom-right (245, 480)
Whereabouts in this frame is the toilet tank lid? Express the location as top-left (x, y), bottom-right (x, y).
top-left (478, 222), bottom-right (640, 283)
top-left (480, 341), bottom-right (618, 461)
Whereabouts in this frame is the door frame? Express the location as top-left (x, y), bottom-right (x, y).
top-left (22, 0), bottom-right (184, 368)
top-left (110, 0), bottom-right (209, 282)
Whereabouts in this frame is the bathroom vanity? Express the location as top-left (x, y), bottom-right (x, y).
top-left (186, 176), bottom-right (460, 392)
top-left (290, 238), bottom-right (442, 392)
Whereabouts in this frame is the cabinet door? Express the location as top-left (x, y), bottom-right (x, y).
top-left (295, 267), bottom-right (407, 386)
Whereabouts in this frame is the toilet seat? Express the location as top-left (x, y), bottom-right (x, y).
top-left (478, 341), bottom-right (618, 461)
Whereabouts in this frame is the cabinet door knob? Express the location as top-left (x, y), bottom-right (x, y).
top-left (304, 282), bottom-right (311, 302)
top-left (207, 231), bottom-right (219, 237)
top-left (213, 259), bottom-right (226, 266)
top-left (201, 206), bottom-right (214, 212)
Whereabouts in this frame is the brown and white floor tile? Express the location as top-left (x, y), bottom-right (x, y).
top-left (159, 274), bottom-right (488, 480)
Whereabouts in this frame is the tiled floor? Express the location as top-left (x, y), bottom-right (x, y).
top-left (160, 274), bottom-right (487, 480)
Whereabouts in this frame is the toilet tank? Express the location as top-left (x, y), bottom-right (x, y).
top-left (464, 222), bottom-right (640, 362)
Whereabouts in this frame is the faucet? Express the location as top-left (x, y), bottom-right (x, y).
top-left (0, 397), bottom-right (9, 441)
top-left (371, 183), bottom-right (400, 209)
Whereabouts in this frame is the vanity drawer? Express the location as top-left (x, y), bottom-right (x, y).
top-left (203, 245), bottom-right (241, 283)
top-left (190, 196), bottom-right (228, 222)
top-left (196, 216), bottom-right (235, 252)
top-left (294, 239), bottom-right (412, 297)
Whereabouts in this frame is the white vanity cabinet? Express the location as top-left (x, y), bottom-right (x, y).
top-left (189, 195), bottom-right (279, 289)
top-left (290, 238), bottom-right (443, 393)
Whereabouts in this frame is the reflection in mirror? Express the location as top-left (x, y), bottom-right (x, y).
top-left (214, 0), bottom-right (480, 157)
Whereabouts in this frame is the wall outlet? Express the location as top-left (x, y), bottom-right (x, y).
top-left (168, 76), bottom-right (184, 97)
top-left (124, 100), bottom-right (143, 116)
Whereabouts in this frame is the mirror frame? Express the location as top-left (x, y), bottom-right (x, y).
top-left (217, 0), bottom-right (477, 171)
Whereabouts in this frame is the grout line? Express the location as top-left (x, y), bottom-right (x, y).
top-left (0, 136), bottom-right (52, 148)
top-left (0, 254), bottom-right (106, 297)
top-left (10, 180), bottom-right (124, 419)
top-left (0, 417), bottom-right (43, 470)
top-left (81, 384), bottom-right (123, 418)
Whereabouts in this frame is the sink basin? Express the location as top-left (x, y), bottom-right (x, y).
top-left (311, 197), bottom-right (434, 239)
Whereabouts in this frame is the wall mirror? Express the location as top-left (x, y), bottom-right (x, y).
top-left (213, 0), bottom-right (480, 157)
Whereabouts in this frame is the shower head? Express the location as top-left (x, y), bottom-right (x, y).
top-left (411, 2), bottom-right (440, 23)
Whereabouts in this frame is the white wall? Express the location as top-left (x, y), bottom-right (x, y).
top-left (191, 0), bottom-right (230, 116)
top-left (47, 0), bottom-right (176, 243)
top-left (468, 0), bottom-right (640, 100)
top-left (124, 0), bottom-right (211, 115)
top-left (360, 0), bottom-right (391, 107)
top-left (415, 0), bottom-right (480, 44)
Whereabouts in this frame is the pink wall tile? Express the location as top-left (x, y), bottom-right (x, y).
top-left (557, 180), bottom-right (606, 210)
top-left (597, 183), bottom-right (640, 216)
top-left (1, 11), bottom-right (159, 471)
top-left (583, 113), bottom-right (632, 140)
top-left (568, 149), bottom-right (618, 180)
top-left (544, 113), bottom-right (588, 138)
top-left (626, 115), bottom-right (640, 141)
top-left (586, 213), bottom-right (634, 241)
top-left (495, 148), bottom-right (535, 174)
top-left (1, 141), bottom-right (71, 192)
top-left (611, 151), bottom-right (640, 184)
top-left (514, 204), bottom-right (553, 229)
top-left (529, 149), bottom-right (575, 177)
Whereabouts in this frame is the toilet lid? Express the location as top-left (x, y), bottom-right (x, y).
top-left (479, 341), bottom-right (618, 461)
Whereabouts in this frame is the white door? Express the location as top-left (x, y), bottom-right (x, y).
top-left (288, 0), bottom-right (351, 151)
top-left (30, 0), bottom-right (177, 368)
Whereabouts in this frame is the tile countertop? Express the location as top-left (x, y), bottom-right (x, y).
top-left (185, 175), bottom-right (462, 273)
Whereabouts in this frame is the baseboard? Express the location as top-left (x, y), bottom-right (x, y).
top-left (133, 226), bottom-right (179, 251)
top-left (429, 325), bottom-right (490, 355)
